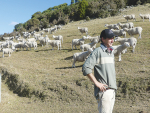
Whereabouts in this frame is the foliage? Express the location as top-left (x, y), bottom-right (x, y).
top-left (77, 0), bottom-right (89, 19)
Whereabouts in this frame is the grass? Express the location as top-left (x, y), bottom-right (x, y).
top-left (1, 4), bottom-right (150, 113)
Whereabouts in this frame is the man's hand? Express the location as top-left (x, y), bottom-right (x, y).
top-left (95, 81), bottom-right (108, 92)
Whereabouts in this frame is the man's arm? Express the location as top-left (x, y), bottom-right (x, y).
top-left (87, 73), bottom-right (108, 92)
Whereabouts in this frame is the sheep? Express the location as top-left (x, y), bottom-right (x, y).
top-left (105, 24), bottom-right (119, 30)
top-left (72, 48), bottom-right (93, 68)
top-left (37, 35), bottom-right (49, 47)
top-left (25, 41), bottom-right (37, 50)
top-left (47, 39), bottom-right (61, 50)
top-left (12, 42), bottom-right (29, 51)
top-left (3, 36), bottom-right (14, 41)
top-left (52, 35), bottom-right (63, 43)
top-left (123, 14), bottom-right (136, 22)
top-left (114, 37), bottom-right (137, 53)
top-left (50, 26), bottom-right (57, 34)
top-left (55, 25), bottom-right (63, 30)
top-left (72, 36), bottom-right (89, 50)
top-left (139, 14), bottom-right (150, 22)
top-left (113, 42), bottom-right (130, 61)
top-left (43, 28), bottom-right (51, 33)
top-left (23, 33), bottom-right (31, 39)
top-left (111, 29), bottom-right (126, 38)
top-left (33, 33), bottom-right (41, 39)
top-left (123, 27), bottom-right (143, 39)
top-left (117, 22), bottom-right (134, 29)
top-left (80, 39), bottom-right (98, 52)
top-left (87, 35), bottom-right (100, 42)
top-left (77, 27), bottom-right (88, 35)
top-left (27, 38), bottom-right (36, 43)
top-left (2, 48), bottom-right (14, 57)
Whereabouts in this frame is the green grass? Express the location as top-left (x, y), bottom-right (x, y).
top-left (1, 4), bottom-right (150, 113)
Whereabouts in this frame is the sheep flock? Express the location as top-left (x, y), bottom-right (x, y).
top-left (1, 11), bottom-right (148, 68)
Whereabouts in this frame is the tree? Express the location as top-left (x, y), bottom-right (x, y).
top-left (71, 0), bottom-right (74, 4)
top-left (77, 0), bottom-right (89, 19)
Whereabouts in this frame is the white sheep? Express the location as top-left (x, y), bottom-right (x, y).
top-left (72, 36), bottom-right (88, 50)
top-left (139, 14), bottom-right (150, 22)
top-left (37, 35), bottom-right (49, 47)
top-left (52, 35), bottom-right (63, 43)
top-left (114, 37), bottom-right (137, 53)
top-left (23, 33), bottom-right (31, 39)
top-left (50, 26), bottom-right (57, 34)
top-left (2, 48), bottom-right (14, 57)
top-left (117, 22), bottom-right (134, 29)
top-left (47, 39), bottom-right (61, 50)
top-left (123, 14), bottom-right (136, 22)
top-left (26, 41), bottom-right (37, 50)
top-left (80, 39), bottom-right (98, 52)
top-left (113, 42), bottom-right (130, 61)
top-left (111, 29), bottom-right (126, 38)
top-left (105, 24), bottom-right (119, 30)
top-left (27, 38), bottom-right (36, 43)
top-left (72, 48), bottom-right (93, 68)
top-left (123, 27), bottom-right (143, 39)
top-left (77, 27), bottom-right (88, 35)
top-left (12, 42), bottom-right (29, 51)
top-left (55, 25), bottom-right (63, 30)
top-left (33, 33), bottom-right (41, 39)
top-left (87, 35), bottom-right (100, 42)
top-left (3, 36), bottom-right (14, 41)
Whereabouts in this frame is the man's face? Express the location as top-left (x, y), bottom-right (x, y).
top-left (102, 37), bottom-right (114, 48)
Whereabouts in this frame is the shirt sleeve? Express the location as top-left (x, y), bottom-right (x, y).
top-left (82, 49), bottom-right (98, 76)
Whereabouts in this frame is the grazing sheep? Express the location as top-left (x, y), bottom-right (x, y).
top-left (117, 22), bottom-right (134, 29)
top-left (27, 38), bottom-right (36, 43)
top-left (26, 41), bottom-right (37, 50)
top-left (72, 36), bottom-right (88, 50)
top-left (50, 26), bottom-right (57, 34)
top-left (72, 48), bottom-right (93, 68)
top-left (77, 27), bottom-right (88, 35)
top-left (111, 29), bottom-right (126, 38)
top-left (2, 48), bottom-right (14, 57)
top-left (123, 14), bottom-right (136, 22)
top-left (3, 36), bottom-right (14, 41)
top-left (23, 33), bottom-right (31, 39)
top-left (139, 14), bottom-right (150, 22)
top-left (55, 25), bottom-right (63, 30)
top-left (53, 35), bottom-right (63, 43)
top-left (80, 39), bottom-right (98, 52)
top-left (43, 28), bottom-right (51, 33)
top-left (105, 24), bottom-right (119, 30)
top-left (47, 39), bottom-right (61, 50)
top-left (87, 35), bottom-right (100, 42)
top-left (33, 33), bottom-right (41, 39)
top-left (12, 42), bottom-right (29, 51)
top-left (113, 42), bottom-right (130, 61)
top-left (123, 27), bottom-right (143, 39)
top-left (37, 35), bottom-right (49, 47)
top-left (114, 37), bottom-right (137, 53)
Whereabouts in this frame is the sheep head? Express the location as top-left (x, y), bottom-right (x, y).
top-left (114, 37), bottom-right (121, 42)
top-left (124, 42), bottom-right (130, 47)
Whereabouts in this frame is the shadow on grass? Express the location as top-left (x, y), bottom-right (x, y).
top-left (64, 56), bottom-right (73, 60)
top-left (55, 65), bottom-right (83, 69)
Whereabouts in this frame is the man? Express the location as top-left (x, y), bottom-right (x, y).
top-left (82, 29), bottom-right (117, 113)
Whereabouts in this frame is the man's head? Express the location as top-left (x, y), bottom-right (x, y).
top-left (100, 29), bottom-right (115, 48)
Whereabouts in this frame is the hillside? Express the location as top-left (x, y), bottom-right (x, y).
top-left (1, 4), bottom-right (150, 113)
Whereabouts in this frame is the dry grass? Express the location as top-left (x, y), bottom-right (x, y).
top-left (1, 4), bottom-right (150, 113)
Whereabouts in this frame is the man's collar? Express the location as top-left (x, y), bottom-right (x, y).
top-left (100, 43), bottom-right (114, 52)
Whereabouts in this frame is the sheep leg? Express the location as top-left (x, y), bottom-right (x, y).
top-left (118, 53), bottom-right (122, 61)
top-left (75, 45), bottom-right (77, 49)
top-left (72, 59), bottom-right (76, 68)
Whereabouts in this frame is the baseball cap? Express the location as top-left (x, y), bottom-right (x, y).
top-left (100, 29), bottom-right (115, 39)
